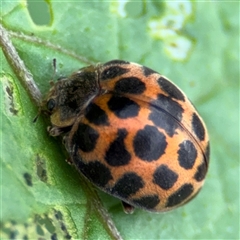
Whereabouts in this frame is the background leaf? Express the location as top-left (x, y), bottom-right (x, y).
top-left (1, 1), bottom-right (239, 239)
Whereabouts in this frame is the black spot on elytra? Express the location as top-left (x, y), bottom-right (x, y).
top-left (23, 173), bottom-right (32, 187)
top-left (76, 161), bottom-right (113, 187)
top-left (192, 113), bottom-right (205, 141)
top-left (114, 77), bottom-right (146, 94)
top-left (157, 77), bottom-right (185, 101)
top-left (153, 165), bottom-right (178, 190)
top-left (109, 172), bottom-right (144, 198)
top-left (85, 103), bottom-right (110, 126)
top-left (205, 142), bottom-right (210, 164)
top-left (72, 123), bottom-right (99, 152)
top-left (194, 162), bottom-right (208, 182)
top-left (108, 96), bottom-right (140, 119)
top-left (142, 66), bottom-right (158, 76)
top-left (105, 129), bottom-right (131, 166)
top-left (101, 66), bottom-right (129, 80)
top-left (133, 125), bottom-right (167, 161)
top-left (149, 94), bottom-right (183, 137)
top-left (178, 140), bottom-right (197, 169)
top-left (132, 195), bottom-right (160, 209)
top-left (149, 109), bottom-right (178, 137)
top-left (104, 60), bottom-right (130, 65)
top-left (152, 94), bottom-right (183, 121)
top-left (166, 183), bottom-right (194, 207)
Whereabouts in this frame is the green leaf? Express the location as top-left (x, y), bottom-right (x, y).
top-left (1, 1), bottom-right (239, 239)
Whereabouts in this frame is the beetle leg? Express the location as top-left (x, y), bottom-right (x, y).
top-left (121, 201), bottom-right (135, 214)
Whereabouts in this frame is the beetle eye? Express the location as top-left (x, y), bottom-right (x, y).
top-left (47, 99), bottom-right (56, 112)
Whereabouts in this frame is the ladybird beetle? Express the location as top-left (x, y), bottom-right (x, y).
top-left (44, 60), bottom-right (210, 213)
